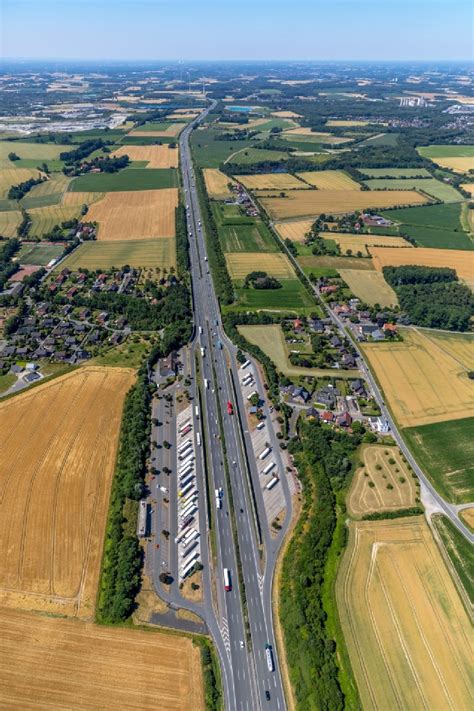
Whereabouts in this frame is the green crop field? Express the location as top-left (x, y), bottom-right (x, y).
top-left (20, 193), bottom-right (64, 209)
top-left (403, 417), bottom-right (474, 504)
top-left (69, 167), bottom-right (178, 192)
top-left (418, 145), bottom-right (474, 158)
top-left (59, 238), bottom-right (176, 270)
top-left (28, 205), bottom-right (82, 237)
top-left (404, 225), bottom-right (473, 250)
top-left (211, 202), bottom-right (255, 225)
top-left (130, 121), bottom-right (171, 132)
top-left (297, 255), bottom-right (375, 272)
top-left (359, 168), bottom-right (432, 178)
top-left (18, 242), bottom-right (64, 265)
top-left (220, 222), bottom-right (278, 252)
top-left (381, 202), bottom-right (464, 230)
top-left (363, 178), bottom-right (463, 203)
top-left (0, 141), bottom-right (71, 161)
top-left (191, 129), bottom-right (254, 167)
top-left (234, 278), bottom-right (314, 312)
top-left (432, 516), bottom-right (474, 606)
top-left (10, 159), bottom-right (65, 171)
top-left (229, 147), bottom-right (290, 165)
top-left (238, 323), bottom-right (357, 378)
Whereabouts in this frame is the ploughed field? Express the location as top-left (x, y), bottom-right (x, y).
top-left (336, 517), bottom-right (472, 711)
top-left (0, 608), bottom-right (204, 711)
top-left (0, 367), bottom-right (135, 618)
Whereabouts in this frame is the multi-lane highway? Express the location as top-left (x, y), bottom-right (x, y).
top-left (177, 101), bottom-right (289, 710)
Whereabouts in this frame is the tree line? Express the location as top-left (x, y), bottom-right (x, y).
top-left (383, 265), bottom-right (473, 331)
top-left (280, 420), bottom-right (361, 710)
top-left (8, 175), bottom-right (46, 200)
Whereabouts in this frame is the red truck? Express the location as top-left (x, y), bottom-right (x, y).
top-left (227, 401), bottom-right (233, 415)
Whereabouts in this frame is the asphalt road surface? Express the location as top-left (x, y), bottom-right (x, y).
top-left (178, 102), bottom-right (289, 710)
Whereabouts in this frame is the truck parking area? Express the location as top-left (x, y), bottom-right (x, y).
top-left (237, 361), bottom-right (287, 525)
top-left (175, 404), bottom-right (202, 581)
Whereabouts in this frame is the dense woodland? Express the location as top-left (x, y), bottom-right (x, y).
top-left (383, 266), bottom-right (473, 331)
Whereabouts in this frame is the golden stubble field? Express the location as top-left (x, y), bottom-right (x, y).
top-left (225, 251), bottom-right (295, 279)
top-left (337, 517), bottom-right (472, 711)
top-left (297, 170), bottom-right (361, 190)
top-left (237, 173), bottom-right (307, 190)
top-left (130, 122), bottom-right (186, 137)
top-left (370, 246), bottom-right (474, 288)
top-left (87, 188), bottom-right (178, 240)
top-left (0, 608), bottom-right (204, 711)
top-left (324, 232), bottom-right (412, 256)
top-left (0, 167), bottom-right (43, 199)
top-left (429, 157), bottom-right (474, 173)
top-left (347, 445), bottom-right (417, 517)
top-left (203, 168), bottom-right (235, 198)
top-left (338, 269), bottom-right (398, 307)
top-left (275, 219), bottom-right (314, 242)
top-left (260, 189), bottom-right (429, 220)
top-left (112, 144), bottom-right (179, 168)
top-left (362, 328), bottom-right (474, 427)
top-left (0, 367), bottom-right (135, 618)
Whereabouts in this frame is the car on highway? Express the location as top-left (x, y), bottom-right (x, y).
top-left (265, 690), bottom-right (271, 701)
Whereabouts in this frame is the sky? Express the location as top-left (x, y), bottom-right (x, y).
top-left (1, 0), bottom-right (472, 62)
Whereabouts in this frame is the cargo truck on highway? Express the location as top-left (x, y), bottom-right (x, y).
top-left (265, 644), bottom-right (275, 672)
top-left (223, 568), bottom-right (232, 592)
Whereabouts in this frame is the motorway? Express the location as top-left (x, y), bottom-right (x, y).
top-left (147, 100), bottom-right (291, 711)
top-left (179, 102), bottom-right (289, 710)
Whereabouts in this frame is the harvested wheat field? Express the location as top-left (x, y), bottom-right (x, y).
top-left (297, 170), bottom-right (361, 190)
top-left (0, 210), bottom-right (22, 238)
top-left (282, 128), bottom-right (351, 144)
top-left (203, 168), bottom-right (235, 198)
top-left (275, 219), bottom-right (314, 242)
top-left (225, 251), bottom-right (295, 280)
top-left (429, 157), bottom-right (474, 173)
top-left (339, 269), bottom-right (398, 307)
top-left (130, 122), bottom-right (186, 137)
top-left (87, 188), bottom-right (178, 240)
top-left (370, 246), bottom-right (474, 288)
top-left (62, 190), bottom-right (104, 206)
top-left (418, 330), bottom-right (474, 370)
top-left (325, 232), bottom-right (411, 256)
top-left (28, 204), bottom-right (82, 237)
top-left (27, 173), bottom-right (70, 197)
top-left (326, 119), bottom-right (370, 127)
top-left (260, 190), bottom-right (428, 220)
top-left (0, 367), bottom-right (135, 618)
top-left (0, 608), bottom-right (204, 710)
top-left (0, 168), bottom-right (43, 198)
top-left (271, 110), bottom-right (302, 118)
top-left (337, 517), bottom-right (472, 711)
top-left (460, 182), bottom-right (474, 196)
top-left (347, 445), bottom-right (417, 517)
top-left (362, 328), bottom-right (474, 427)
top-left (113, 144), bottom-right (179, 168)
top-left (460, 508), bottom-right (474, 530)
top-left (237, 173), bottom-right (306, 190)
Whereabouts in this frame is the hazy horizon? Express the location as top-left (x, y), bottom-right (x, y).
top-left (1, 0), bottom-right (472, 62)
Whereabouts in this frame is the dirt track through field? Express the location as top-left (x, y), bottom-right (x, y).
top-left (0, 367), bottom-right (134, 618)
top-left (337, 517), bottom-right (472, 711)
top-left (0, 608), bottom-right (204, 710)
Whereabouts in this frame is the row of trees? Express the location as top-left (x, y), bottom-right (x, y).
top-left (96, 363), bottom-right (151, 622)
top-left (280, 420), bottom-right (361, 710)
top-left (195, 167), bottom-right (234, 304)
top-left (8, 175), bottom-right (46, 200)
top-left (0, 238), bottom-right (20, 289)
